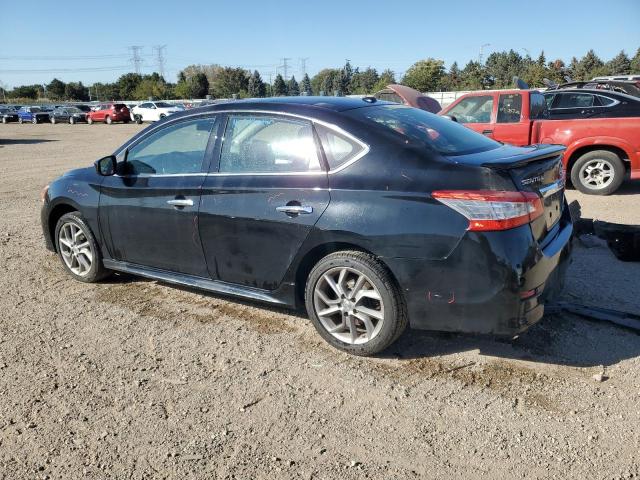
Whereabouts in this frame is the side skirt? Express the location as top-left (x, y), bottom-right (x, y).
top-left (102, 259), bottom-right (293, 306)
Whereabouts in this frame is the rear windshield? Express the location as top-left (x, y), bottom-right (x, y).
top-left (155, 102), bottom-right (172, 108)
top-left (113, 104), bottom-right (127, 109)
top-left (346, 104), bottom-right (500, 156)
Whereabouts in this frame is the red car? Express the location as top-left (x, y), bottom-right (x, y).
top-left (87, 103), bottom-right (131, 125)
top-left (440, 89), bottom-right (640, 195)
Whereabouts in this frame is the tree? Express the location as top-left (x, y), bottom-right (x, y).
top-left (300, 73), bottom-right (312, 95)
top-left (459, 61), bottom-right (490, 90)
top-left (350, 67), bottom-right (379, 94)
top-left (311, 68), bottom-right (340, 95)
top-left (190, 73), bottom-right (210, 98)
top-left (402, 58), bottom-right (445, 92)
top-left (485, 50), bottom-right (524, 88)
top-left (548, 59), bottom-right (567, 84)
top-left (117, 73), bottom-right (143, 99)
top-left (211, 67), bottom-right (249, 98)
top-left (47, 78), bottom-right (66, 99)
top-left (441, 62), bottom-right (461, 91)
top-left (91, 82), bottom-right (119, 101)
top-left (64, 82), bottom-right (89, 101)
top-left (631, 48), bottom-right (640, 74)
top-left (573, 50), bottom-right (605, 80)
top-left (607, 50), bottom-right (631, 75)
top-left (372, 69), bottom-right (396, 92)
top-left (339, 60), bottom-right (354, 95)
top-left (10, 85), bottom-right (41, 99)
top-left (287, 75), bottom-right (300, 96)
top-left (272, 74), bottom-right (287, 96)
top-left (247, 70), bottom-right (266, 97)
top-left (133, 73), bottom-right (169, 100)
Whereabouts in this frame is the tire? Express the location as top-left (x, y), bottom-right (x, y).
top-left (105, 116), bottom-right (112, 125)
top-left (570, 150), bottom-right (625, 195)
top-left (134, 114), bottom-right (142, 124)
top-left (18, 117), bottom-right (23, 124)
top-left (69, 117), bottom-right (76, 125)
top-left (32, 117), bottom-right (38, 124)
top-left (54, 212), bottom-right (110, 283)
top-left (305, 251), bottom-right (407, 356)
top-left (51, 116), bottom-right (56, 124)
top-left (159, 113), bottom-right (166, 120)
top-left (123, 119), bottom-right (129, 124)
top-left (2, 117), bottom-right (7, 124)
top-left (87, 116), bottom-right (93, 125)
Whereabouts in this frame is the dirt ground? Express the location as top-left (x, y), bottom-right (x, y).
top-left (0, 123), bottom-right (639, 479)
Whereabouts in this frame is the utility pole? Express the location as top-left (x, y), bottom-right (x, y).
top-left (128, 46), bottom-right (144, 74)
top-left (153, 45), bottom-right (167, 78)
top-left (280, 57), bottom-right (291, 80)
top-left (478, 43), bottom-right (491, 64)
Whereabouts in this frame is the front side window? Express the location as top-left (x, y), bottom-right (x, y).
top-left (346, 104), bottom-right (500, 156)
top-left (125, 117), bottom-right (216, 175)
top-left (219, 115), bottom-right (322, 173)
top-left (446, 95), bottom-right (494, 123)
top-left (497, 93), bottom-right (522, 123)
top-left (529, 93), bottom-right (548, 119)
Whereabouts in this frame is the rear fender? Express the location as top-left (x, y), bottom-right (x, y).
top-left (563, 136), bottom-right (636, 166)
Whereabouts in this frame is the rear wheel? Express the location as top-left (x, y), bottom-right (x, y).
top-left (134, 114), bottom-right (142, 124)
top-left (2, 117), bottom-right (7, 124)
top-left (51, 116), bottom-right (56, 124)
top-left (69, 117), bottom-right (76, 125)
top-left (32, 117), bottom-right (38, 124)
top-left (87, 116), bottom-right (93, 125)
top-left (105, 116), bottom-right (112, 124)
top-left (305, 251), bottom-right (407, 356)
top-left (54, 212), bottom-right (110, 283)
top-left (571, 150), bottom-right (625, 195)
top-left (18, 117), bottom-right (24, 124)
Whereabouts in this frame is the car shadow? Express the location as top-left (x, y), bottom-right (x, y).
top-left (0, 138), bottom-right (58, 145)
top-left (612, 181), bottom-right (640, 196)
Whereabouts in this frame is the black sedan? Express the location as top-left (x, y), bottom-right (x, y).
top-left (543, 89), bottom-right (640, 120)
top-left (40, 97), bottom-right (572, 355)
top-left (0, 106), bottom-right (19, 123)
top-left (50, 106), bottom-right (88, 124)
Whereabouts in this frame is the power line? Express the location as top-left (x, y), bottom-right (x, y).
top-left (128, 46), bottom-right (144, 74)
top-left (280, 57), bottom-right (291, 80)
top-left (0, 65), bottom-right (132, 74)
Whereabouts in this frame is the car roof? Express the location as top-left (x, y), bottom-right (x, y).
top-left (200, 96), bottom-right (393, 113)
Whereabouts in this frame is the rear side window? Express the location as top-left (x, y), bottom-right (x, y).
top-left (598, 96), bottom-right (616, 106)
top-left (555, 93), bottom-right (595, 108)
top-left (446, 95), bottom-right (494, 123)
top-left (497, 94), bottom-right (522, 123)
top-left (315, 124), bottom-right (364, 170)
top-left (219, 115), bottom-right (322, 174)
top-left (346, 104), bottom-right (500, 156)
top-left (125, 117), bottom-right (216, 175)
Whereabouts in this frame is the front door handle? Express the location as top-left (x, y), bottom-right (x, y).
top-left (276, 205), bottom-right (313, 215)
top-left (482, 129), bottom-right (494, 135)
top-left (167, 198), bottom-right (194, 207)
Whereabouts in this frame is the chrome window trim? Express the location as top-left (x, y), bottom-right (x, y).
top-left (113, 108), bottom-right (370, 178)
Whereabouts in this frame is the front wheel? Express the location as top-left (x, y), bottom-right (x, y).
top-left (134, 114), bottom-right (142, 124)
top-left (571, 150), bottom-right (625, 195)
top-left (32, 117), bottom-right (38, 124)
top-left (54, 212), bottom-right (110, 283)
top-left (87, 116), bottom-right (93, 125)
top-left (18, 117), bottom-right (24, 124)
top-left (51, 116), bottom-right (56, 124)
top-left (69, 117), bottom-right (76, 125)
top-left (105, 116), bottom-right (112, 125)
top-left (2, 117), bottom-right (7, 124)
top-left (305, 251), bottom-right (407, 356)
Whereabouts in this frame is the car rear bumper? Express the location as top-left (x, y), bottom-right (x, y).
top-left (383, 204), bottom-right (573, 336)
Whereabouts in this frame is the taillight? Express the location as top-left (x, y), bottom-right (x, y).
top-left (432, 190), bottom-right (543, 231)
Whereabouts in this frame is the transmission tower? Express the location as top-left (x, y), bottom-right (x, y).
top-left (280, 57), bottom-right (291, 80)
top-left (299, 57), bottom-right (309, 77)
top-left (128, 46), bottom-right (144, 74)
top-left (153, 45), bottom-right (167, 78)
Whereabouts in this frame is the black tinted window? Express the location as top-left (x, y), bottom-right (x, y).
top-left (346, 105), bottom-right (500, 156)
top-left (219, 115), bottom-right (322, 173)
top-left (126, 117), bottom-right (216, 175)
top-left (555, 93), bottom-right (595, 108)
top-left (497, 94), bottom-right (522, 123)
top-left (529, 93), bottom-right (548, 119)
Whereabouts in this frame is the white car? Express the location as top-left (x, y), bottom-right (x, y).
top-left (131, 101), bottom-right (182, 123)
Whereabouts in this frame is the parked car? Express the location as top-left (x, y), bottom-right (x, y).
top-left (0, 106), bottom-right (19, 123)
top-left (440, 89), bottom-right (640, 195)
top-left (131, 101), bottom-right (182, 123)
top-left (545, 78), bottom-right (640, 98)
top-left (87, 103), bottom-right (130, 124)
top-left (542, 89), bottom-right (640, 120)
top-left (18, 106), bottom-right (51, 124)
top-left (41, 97), bottom-right (572, 355)
top-left (73, 104), bottom-right (92, 113)
top-left (50, 106), bottom-right (88, 124)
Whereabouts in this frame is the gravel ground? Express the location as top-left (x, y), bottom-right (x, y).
top-left (0, 123), bottom-right (639, 479)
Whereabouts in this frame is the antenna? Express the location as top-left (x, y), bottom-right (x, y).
top-left (153, 45), bottom-right (167, 78)
top-left (128, 46), bottom-right (144, 74)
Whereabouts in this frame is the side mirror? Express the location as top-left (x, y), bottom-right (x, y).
top-left (94, 155), bottom-right (117, 176)
top-left (442, 115), bottom-right (458, 123)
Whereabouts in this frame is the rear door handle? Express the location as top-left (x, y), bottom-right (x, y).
top-left (167, 198), bottom-right (194, 207)
top-left (482, 129), bottom-right (493, 135)
top-left (276, 205), bottom-right (313, 215)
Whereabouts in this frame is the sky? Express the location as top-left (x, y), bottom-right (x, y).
top-left (1, 0), bottom-right (639, 88)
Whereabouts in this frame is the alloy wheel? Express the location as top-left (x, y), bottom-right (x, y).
top-left (313, 267), bottom-right (384, 344)
top-left (58, 222), bottom-right (93, 277)
top-left (579, 158), bottom-right (614, 190)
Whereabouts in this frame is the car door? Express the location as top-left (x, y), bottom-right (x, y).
top-left (491, 92), bottom-right (530, 146)
top-left (444, 94), bottom-right (496, 138)
top-left (99, 114), bottom-right (220, 277)
top-left (198, 113), bottom-right (330, 290)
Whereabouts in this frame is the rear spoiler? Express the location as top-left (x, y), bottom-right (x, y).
top-left (481, 145), bottom-right (565, 169)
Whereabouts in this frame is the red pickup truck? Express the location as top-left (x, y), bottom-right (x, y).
top-left (440, 89), bottom-right (640, 195)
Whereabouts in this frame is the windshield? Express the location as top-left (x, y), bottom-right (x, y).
top-left (74, 105), bottom-right (91, 112)
top-left (155, 102), bottom-right (173, 108)
top-left (346, 104), bottom-right (500, 156)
